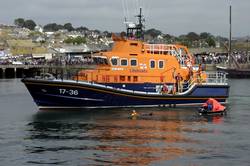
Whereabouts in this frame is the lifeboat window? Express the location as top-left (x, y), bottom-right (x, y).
top-left (121, 59), bottom-right (128, 66)
top-left (158, 60), bottom-right (165, 69)
top-left (150, 60), bottom-right (156, 69)
top-left (133, 76), bottom-right (138, 82)
top-left (120, 76), bottom-right (126, 81)
top-left (111, 58), bottom-right (119, 66)
top-left (128, 76), bottom-right (131, 82)
top-left (114, 76), bottom-right (118, 82)
top-left (130, 59), bottom-right (137, 66)
top-left (93, 56), bottom-right (108, 65)
top-left (130, 43), bottom-right (138, 46)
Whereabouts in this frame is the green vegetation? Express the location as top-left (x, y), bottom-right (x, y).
top-left (233, 41), bottom-right (250, 51)
top-left (206, 37), bottom-right (216, 47)
top-left (12, 18), bottom-right (224, 48)
top-left (63, 23), bottom-right (74, 32)
top-left (7, 40), bottom-right (36, 47)
top-left (14, 18), bottom-right (36, 30)
top-left (64, 36), bottom-right (86, 45)
top-left (43, 23), bottom-right (75, 32)
top-left (43, 23), bottom-right (61, 32)
top-left (144, 29), bottom-right (221, 48)
top-left (75, 26), bottom-right (89, 32)
top-left (145, 28), bottom-right (162, 38)
top-left (11, 18), bottom-right (243, 50)
top-left (6, 39), bottom-right (47, 55)
top-left (11, 47), bottom-right (47, 55)
top-left (14, 18), bottom-right (25, 27)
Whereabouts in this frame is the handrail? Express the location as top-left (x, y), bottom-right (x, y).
top-left (160, 67), bottom-right (176, 75)
top-left (144, 44), bottom-right (191, 67)
top-left (33, 70), bottom-right (228, 95)
top-left (184, 71), bottom-right (228, 91)
top-left (0, 64), bottom-right (96, 69)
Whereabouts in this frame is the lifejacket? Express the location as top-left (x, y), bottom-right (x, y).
top-left (160, 76), bottom-right (164, 82)
top-left (176, 74), bottom-right (183, 82)
top-left (162, 84), bottom-right (168, 93)
top-left (185, 59), bottom-right (192, 67)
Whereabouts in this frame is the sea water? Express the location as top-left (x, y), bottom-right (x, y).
top-left (0, 79), bottom-right (249, 165)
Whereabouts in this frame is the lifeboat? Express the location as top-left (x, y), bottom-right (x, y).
top-left (21, 8), bottom-right (230, 109)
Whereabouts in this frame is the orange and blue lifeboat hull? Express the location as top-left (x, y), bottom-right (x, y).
top-left (22, 79), bottom-right (229, 109)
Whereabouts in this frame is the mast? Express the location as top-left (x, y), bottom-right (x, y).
top-left (136, 7), bottom-right (144, 40)
top-left (229, 3), bottom-right (232, 67)
top-left (125, 7), bottom-right (145, 40)
top-left (227, 2), bottom-right (240, 69)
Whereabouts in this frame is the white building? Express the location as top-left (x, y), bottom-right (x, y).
top-left (45, 32), bottom-right (55, 37)
top-left (35, 25), bottom-right (43, 33)
top-left (32, 53), bottom-right (53, 60)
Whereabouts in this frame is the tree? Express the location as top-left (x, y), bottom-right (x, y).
top-left (163, 34), bottom-right (172, 39)
top-left (64, 37), bottom-right (74, 44)
top-left (93, 29), bottom-right (100, 34)
top-left (24, 20), bottom-right (36, 30)
top-left (200, 32), bottom-right (211, 39)
top-left (64, 23), bottom-right (74, 32)
top-left (64, 36), bottom-right (86, 45)
top-left (145, 28), bottom-right (162, 38)
top-left (206, 37), bottom-right (216, 47)
top-left (180, 40), bottom-right (191, 48)
top-left (56, 24), bottom-right (64, 30)
top-left (44, 23), bottom-right (55, 31)
top-left (103, 31), bottom-right (112, 38)
top-left (74, 36), bottom-right (86, 44)
top-left (14, 18), bottom-right (25, 27)
top-left (44, 23), bottom-right (62, 32)
top-left (186, 32), bottom-right (200, 41)
top-left (76, 26), bottom-right (89, 32)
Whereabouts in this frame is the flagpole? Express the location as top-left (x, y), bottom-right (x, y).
top-left (229, 1), bottom-right (232, 67)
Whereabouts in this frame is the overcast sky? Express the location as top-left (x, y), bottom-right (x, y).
top-left (0, 0), bottom-right (249, 37)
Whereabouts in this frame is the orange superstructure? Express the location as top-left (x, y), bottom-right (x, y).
top-left (75, 8), bottom-right (205, 86)
top-left (76, 34), bottom-right (203, 85)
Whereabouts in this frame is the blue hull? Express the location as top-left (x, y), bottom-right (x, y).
top-left (22, 79), bottom-right (229, 108)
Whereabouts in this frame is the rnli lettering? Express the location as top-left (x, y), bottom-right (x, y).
top-left (130, 69), bottom-right (148, 73)
top-left (112, 68), bottom-right (124, 71)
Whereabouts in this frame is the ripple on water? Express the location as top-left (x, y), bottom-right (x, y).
top-left (1, 79), bottom-right (250, 165)
top-left (21, 109), bottom-right (221, 165)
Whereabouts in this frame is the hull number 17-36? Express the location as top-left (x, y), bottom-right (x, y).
top-left (59, 89), bottom-right (79, 96)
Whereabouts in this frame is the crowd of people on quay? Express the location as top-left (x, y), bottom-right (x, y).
top-left (194, 51), bottom-right (250, 64)
top-left (0, 55), bottom-right (44, 65)
top-left (0, 55), bottom-right (96, 66)
top-left (1, 50), bottom-right (250, 66)
top-left (45, 56), bottom-right (94, 66)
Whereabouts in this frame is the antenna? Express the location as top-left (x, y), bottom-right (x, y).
top-left (124, 17), bottom-right (128, 28)
top-left (125, 7), bottom-right (145, 40)
top-left (229, 3), bottom-right (232, 67)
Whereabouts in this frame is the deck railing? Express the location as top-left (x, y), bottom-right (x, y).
top-left (205, 72), bottom-right (228, 85)
top-left (144, 44), bottom-right (190, 67)
top-left (186, 71), bottom-right (228, 90)
top-left (33, 70), bottom-right (228, 95)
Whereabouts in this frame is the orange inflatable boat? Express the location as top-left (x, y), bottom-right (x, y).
top-left (198, 98), bottom-right (226, 115)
